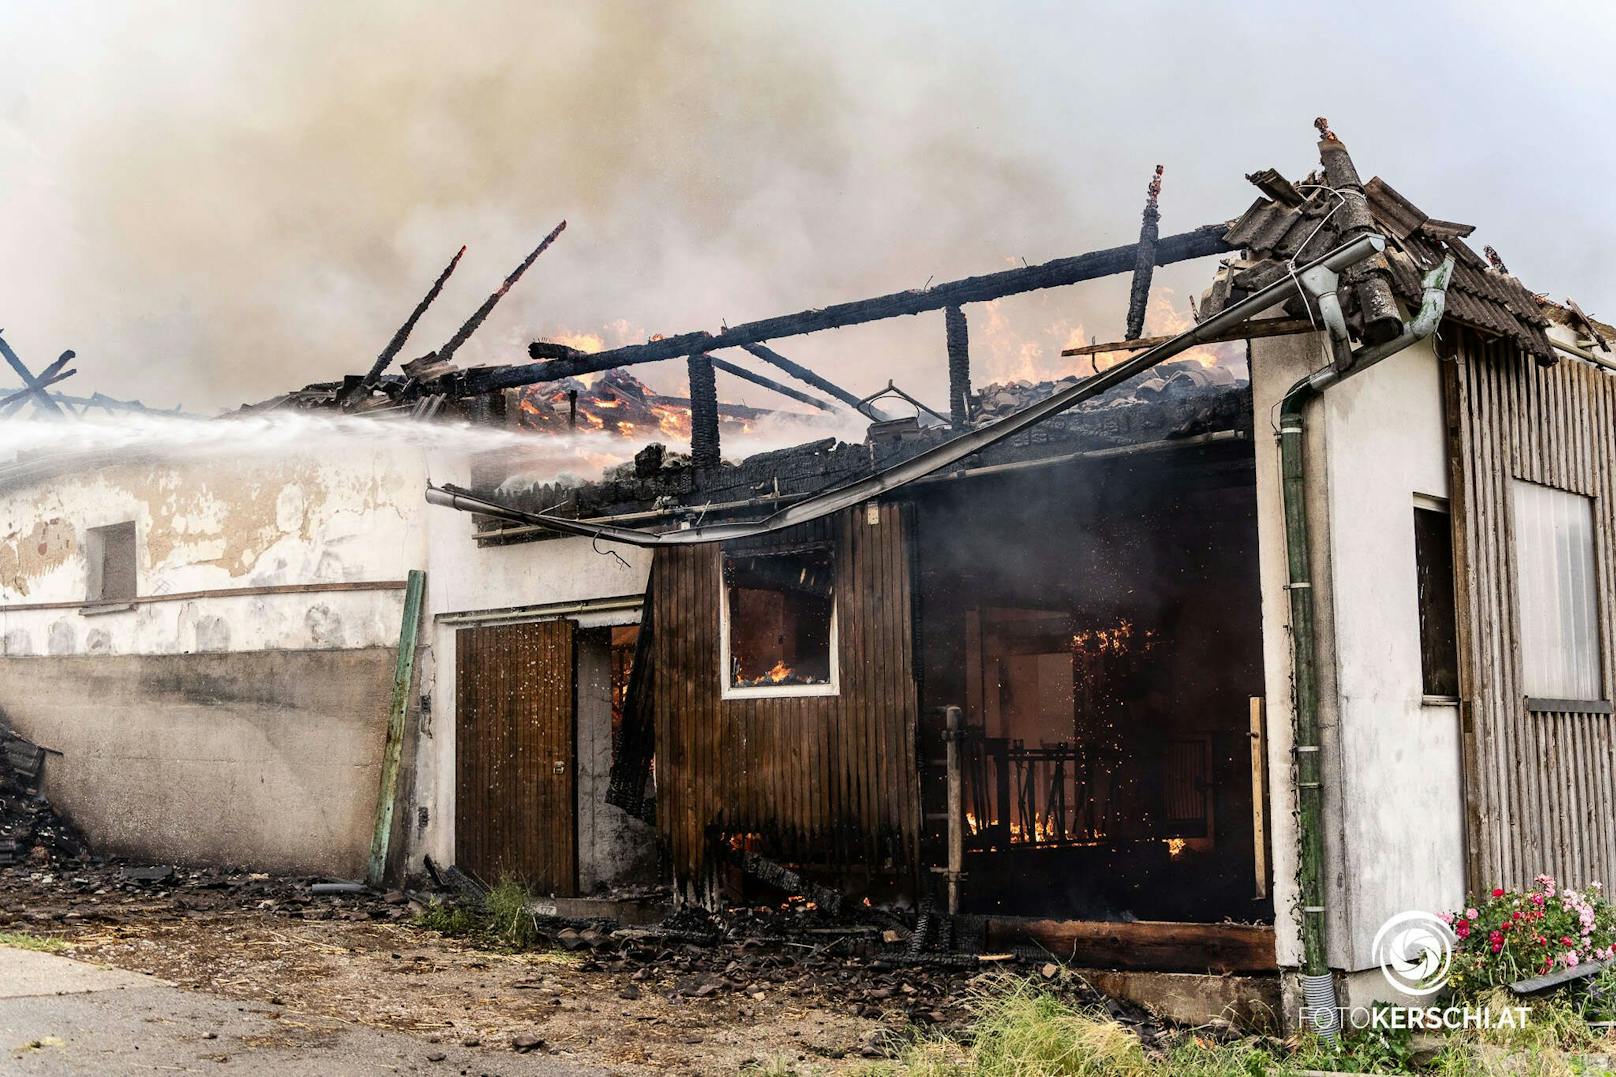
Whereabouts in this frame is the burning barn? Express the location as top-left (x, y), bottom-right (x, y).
top-left (7, 120), bottom-right (1616, 1029)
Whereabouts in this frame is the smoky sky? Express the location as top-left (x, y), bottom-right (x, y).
top-left (3, 1), bottom-right (1613, 414)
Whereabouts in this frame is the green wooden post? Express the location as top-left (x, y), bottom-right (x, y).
top-left (368, 569), bottom-right (426, 886)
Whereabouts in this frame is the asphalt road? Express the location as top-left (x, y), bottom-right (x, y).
top-left (0, 945), bottom-right (603, 1075)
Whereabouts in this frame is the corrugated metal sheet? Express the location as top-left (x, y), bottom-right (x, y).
top-left (1446, 329), bottom-right (1616, 891)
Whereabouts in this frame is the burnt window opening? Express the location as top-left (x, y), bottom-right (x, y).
top-left (86, 521), bottom-right (137, 605)
top-left (721, 546), bottom-right (837, 696)
top-left (1413, 503), bottom-right (1460, 699)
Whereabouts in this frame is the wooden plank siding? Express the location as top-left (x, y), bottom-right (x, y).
top-left (1445, 329), bottom-right (1616, 892)
top-left (651, 504), bottom-right (922, 901)
top-left (454, 620), bottom-right (578, 894)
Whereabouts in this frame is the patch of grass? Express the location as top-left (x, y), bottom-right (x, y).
top-left (482, 879), bottom-right (545, 949)
top-left (0, 930), bottom-right (67, 953)
top-left (411, 878), bottom-right (555, 952)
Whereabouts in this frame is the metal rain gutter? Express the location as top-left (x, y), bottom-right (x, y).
top-left (426, 234), bottom-right (1389, 548)
top-left (1279, 253), bottom-right (1455, 1039)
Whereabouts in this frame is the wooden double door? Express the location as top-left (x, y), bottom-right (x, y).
top-left (454, 620), bottom-right (577, 895)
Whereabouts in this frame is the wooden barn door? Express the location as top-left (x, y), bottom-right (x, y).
top-left (455, 620), bottom-right (578, 894)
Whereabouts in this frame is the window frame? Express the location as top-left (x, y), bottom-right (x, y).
top-left (84, 520), bottom-right (138, 606)
top-left (1412, 495), bottom-right (1461, 702)
top-left (1509, 478), bottom-right (1606, 707)
top-left (717, 548), bottom-right (841, 701)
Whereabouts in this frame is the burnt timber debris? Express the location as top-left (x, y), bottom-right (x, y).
top-left (1123, 165), bottom-right (1164, 342)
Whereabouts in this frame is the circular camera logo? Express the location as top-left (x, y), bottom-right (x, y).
top-left (1373, 911), bottom-right (1456, 996)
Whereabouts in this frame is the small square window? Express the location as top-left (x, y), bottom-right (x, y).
top-left (720, 546), bottom-right (837, 698)
top-left (86, 521), bottom-right (137, 604)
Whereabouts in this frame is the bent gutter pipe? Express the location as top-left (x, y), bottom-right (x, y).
top-left (427, 234), bottom-right (1389, 547)
top-left (1281, 254), bottom-right (1455, 1034)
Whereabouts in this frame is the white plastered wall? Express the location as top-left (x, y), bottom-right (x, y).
top-left (1252, 330), bottom-right (1467, 981)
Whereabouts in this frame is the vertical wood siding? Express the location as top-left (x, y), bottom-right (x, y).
top-left (454, 620), bottom-right (578, 894)
top-left (651, 504), bottom-right (921, 896)
top-left (1447, 331), bottom-right (1616, 891)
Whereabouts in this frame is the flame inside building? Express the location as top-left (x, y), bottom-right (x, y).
top-left (911, 431), bottom-right (1266, 922)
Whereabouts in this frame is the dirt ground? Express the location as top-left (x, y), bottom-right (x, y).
top-left (0, 866), bottom-right (1014, 1075)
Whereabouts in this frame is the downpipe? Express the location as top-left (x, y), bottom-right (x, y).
top-left (1281, 255), bottom-right (1455, 1038)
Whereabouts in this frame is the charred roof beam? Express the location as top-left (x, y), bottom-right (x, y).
top-left (736, 342), bottom-right (885, 421)
top-left (1124, 165), bottom-right (1164, 342)
top-left (0, 334), bottom-right (68, 418)
top-left (479, 223), bottom-right (1236, 394)
top-left (707, 355), bottom-right (839, 413)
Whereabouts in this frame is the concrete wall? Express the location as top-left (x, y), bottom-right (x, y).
top-left (0, 650), bottom-right (394, 877)
top-left (0, 448), bottom-right (427, 875)
top-left (1251, 331), bottom-right (1467, 975)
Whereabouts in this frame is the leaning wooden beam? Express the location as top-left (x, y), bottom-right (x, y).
top-left (0, 335), bottom-right (65, 417)
top-left (347, 245), bottom-right (466, 404)
top-left (367, 569), bottom-right (426, 887)
top-left (737, 342), bottom-right (881, 419)
top-left (1124, 165), bottom-right (1164, 341)
top-left (1061, 317), bottom-right (1316, 357)
top-left (708, 356), bottom-right (837, 412)
top-left (473, 222), bottom-right (1235, 393)
top-left (436, 221), bottom-right (566, 367)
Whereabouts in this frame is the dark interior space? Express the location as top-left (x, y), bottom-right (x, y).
top-left (906, 438), bottom-right (1270, 924)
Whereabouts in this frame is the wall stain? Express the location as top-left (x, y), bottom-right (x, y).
top-left (0, 518), bottom-right (77, 597)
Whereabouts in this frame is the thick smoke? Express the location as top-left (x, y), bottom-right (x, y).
top-left (2, 2), bottom-right (1228, 415)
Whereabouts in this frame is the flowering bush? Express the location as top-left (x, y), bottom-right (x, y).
top-left (1444, 875), bottom-right (1616, 997)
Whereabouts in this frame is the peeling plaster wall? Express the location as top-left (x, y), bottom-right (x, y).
top-left (0, 447), bottom-right (428, 875)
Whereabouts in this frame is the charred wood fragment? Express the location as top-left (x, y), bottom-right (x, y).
top-left (687, 353), bottom-right (721, 472)
top-left (436, 221), bottom-right (566, 368)
top-left (345, 245), bottom-right (466, 406)
top-left (944, 306), bottom-right (971, 428)
top-left (733, 849), bottom-right (845, 916)
top-left (1124, 165), bottom-right (1164, 342)
top-left (606, 572), bottom-right (657, 823)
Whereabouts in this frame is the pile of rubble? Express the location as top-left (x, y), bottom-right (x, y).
top-left (0, 861), bottom-right (422, 932)
top-left (0, 723), bottom-right (89, 868)
top-left (968, 359), bottom-right (1241, 422)
top-left (493, 899), bottom-right (1164, 1054)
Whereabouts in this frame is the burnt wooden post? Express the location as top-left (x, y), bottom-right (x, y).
top-left (687, 352), bottom-right (720, 472)
top-left (1124, 165), bottom-right (1164, 341)
top-left (944, 306), bottom-right (971, 428)
top-left (944, 705), bottom-right (965, 913)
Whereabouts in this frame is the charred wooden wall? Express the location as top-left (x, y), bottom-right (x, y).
top-left (650, 503), bottom-right (921, 899)
top-left (1446, 330), bottom-right (1616, 891)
